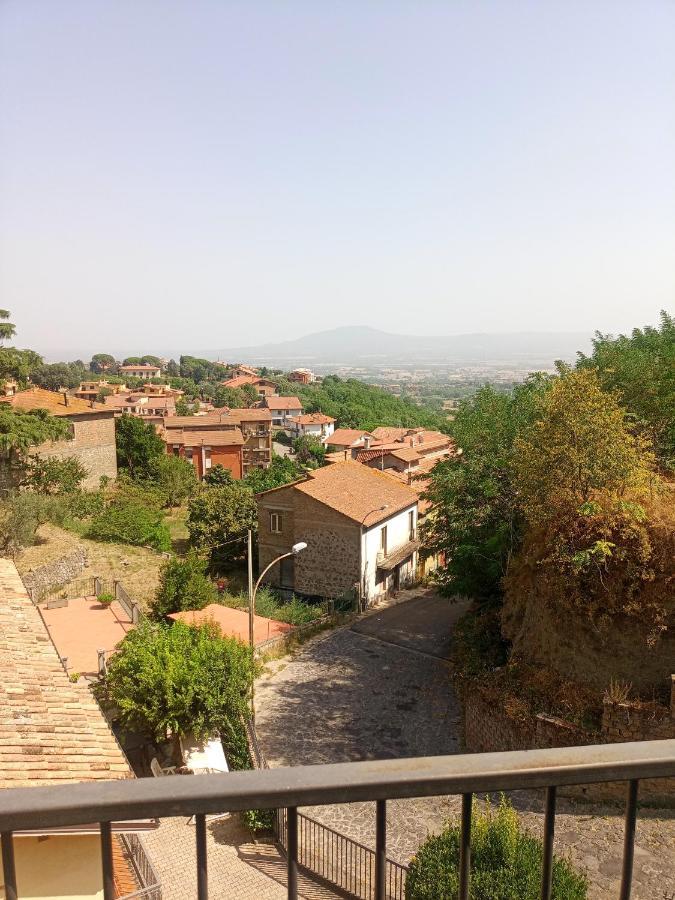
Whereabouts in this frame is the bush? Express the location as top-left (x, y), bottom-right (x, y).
top-left (0, 492), bottom-right (65, 556)
top-left (406, 796), bottom-right (587, 900)
top-left (66, 490), bottom-right (105, 519)
top-left (150, 554), bottom-right (217, 619)
top-left (219, 587), bottom-right (324, 626)
top-left (88, 499), bottom-right (171, 551)
top-left (97, 592), bottom-right (115, 607)
top-left (24, 455), bottom-right (88, 494)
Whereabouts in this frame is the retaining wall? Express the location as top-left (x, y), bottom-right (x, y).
top-left (20, 547), bottom-right (89, 601)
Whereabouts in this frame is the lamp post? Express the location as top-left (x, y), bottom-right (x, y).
top-left (360, 504), bottom-right (389, 609)
top-left (248, 540), bottom-right (307, 720)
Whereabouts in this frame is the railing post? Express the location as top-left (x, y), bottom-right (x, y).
top-left (619, 780), bottom-right (639, 900)
top-left (1, 831), bottom-right (18, 900)
top-left (540, 785), bottom-right (557, 900)
top-left (100, 821), bottom-right (115, 900)
top-left (97, 649), bottom-right (107, 676)
top-left (196, 813), bottom-right (208, 900)
top-left (458, 793), bottom-right (472, 900)
top-left (375, 799), bottom-right (386, 900)
top-left (287, 806), bottom-right (298, 899)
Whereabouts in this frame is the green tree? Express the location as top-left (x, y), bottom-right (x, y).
top-left (204, 464), bottom-right (235, 486)
top-left (293, 434), bottom-right (326, 467)
top-left (115, 414), bottom-right (165, 479)
top-left (150, 454), bottom-right (197, 507)
top-left (0, 347), bottom-right (43, 384)
top-left (88, 498), bottom-right (170, 551)
top-left (0, 310), bottom-right (16, 345)
top-left (244, 454), bottom-right (303, 493)
top-left (24, 455), bottom-right (88, 494)
top-left (577, 311), bottom-right (675, 470)
top-left (213, 385), bottom-right (248, 409)
top-left (241, 383), bottom-right (259, 407)
top-left (90, 353), bottom-right (117, 374)
top-left (0, 407), bottom-right (70, 489)
top-left (175, 396), bottom-right (198, 416)
top-left (97, 620), bottom-right (255, 749)
top-left (123, 357), bottom-right (142, 365)
top-left (166, 359), bottom-right (180, 377)
top-left (150, 554), bottom-right (217, 619)
top-left (406, 796), bottom-right (587, 899)
top-left (0, 492), bottom-right (65, 556)
top-left (141, 355), bottom-right (162, 367)
top-left (187, 481), bottom-right (256, 565)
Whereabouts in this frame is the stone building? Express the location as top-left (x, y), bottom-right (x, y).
top-left (0, 387), bottom-right (117, 489)
top-left (256, 461), bottom-right (419, 603)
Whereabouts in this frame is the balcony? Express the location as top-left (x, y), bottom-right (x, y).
top-left (0, 740), bottom-right (673, 900)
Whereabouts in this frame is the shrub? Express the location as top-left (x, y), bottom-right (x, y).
top-left (24, 455), bottom-right (88, 494)
top-left (88, 499), bottom-right (171, 551)
top-left (406, 796), bottom-right (587, 899)
top-left (66, 490), bottom-right (105, 519)
top-left (0, 492), bottom-right (65, 556)
top-left (219, 587), bottom-right (324, 626)
top-left (97, 592), bottom-right (115, 607)
top-left (150, 554), bottom-right (217, 619)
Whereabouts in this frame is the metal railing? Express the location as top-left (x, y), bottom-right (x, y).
top-left (0, 740), bottom-right (673, 900)
top-left (118, 833), bottom-right (162, 900)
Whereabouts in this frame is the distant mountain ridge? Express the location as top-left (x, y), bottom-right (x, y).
top-left (208, 325), bottom-right (592, 368)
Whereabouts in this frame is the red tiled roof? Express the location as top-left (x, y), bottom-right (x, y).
top-left (164, 428), bottom-right (244, 447)
top-left (0, 387), bottom-right (107, 417)
top-left (221, 375), bottom-right (259, 388)
top-left (169, 604), bottom-right (292, 645)
top-left (327, 429), bottom-right (373, 447)
top-left (0, 560), bottom-right (132, 788)
top-left (265, 396), bottom-right (302, 410)
top-left (293, 413), bottom-right (335, 425)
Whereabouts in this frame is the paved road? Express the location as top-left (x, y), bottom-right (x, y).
top-left (255, 588), bottom-right (675, 900)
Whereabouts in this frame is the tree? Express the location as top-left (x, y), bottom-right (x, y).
top-left (244, 454), bottom-right (303, 493)
top-left (293, 434), bottom-right (326, 467)
top-left (0, 492), bottom-right (66, 556)
top-left (241, 383), bottom-right (259, 407)
top-left (123, 357), bottom-right (142, 365)
top-left (150, 454), bottom-right (197, 507)
top-left (422, 377), bottom-right (549, 599)
top-left (213, 385), bottom-right (248, 409)
top-left (166, 359), bottom-right (180, 377)
top-left (24, 455), bottom-right (87, 494)
top-left (406, 796), bottom-right (587, 899)
top-left (97, 620), bottom-right (255, 749)
top-left (0, 310), bottom-right (16, 345)
top-left (88, 498), bottom-right (170, 551)
top-left (175, 396), bottom-right (198, 416)
top-left (150, 554), bottom-right (217, 619)
top-left (115, 414), bottom-right (165, 479)
top-left (141, 355), bottom-right (162, 367)
top-left (90, 354), bottom-right (117, 374)
top-left (31, 361), bottom-right (88, 391)
top-left (204, 464), bottom-right (235, 486)
top-left (187, 481), bottom-right (256, 566)
top-left (577, 311), bottom-right (675, 471)
top-left (0, 347), bottom-right (43, 384)
top-left (0, 407), bottom-right (70, 490)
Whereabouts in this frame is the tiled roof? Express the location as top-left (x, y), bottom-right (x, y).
top-left (0, 559), bottom-right (132, 788)
top-left (169, 604), bottom-right (291, 645)
top-left (164, 428), bottom-right (244, 447)
top-left (294, 461), bottom-right (417, 526)
top-left (327, 429), bottom-right (373, 447)
top-left (221, 375), bottom-right (259, 388)
top-left (163, 414), bottom-right (235, 429)
top-left (0, 387), bottom-right (107, 417)
top-left (226, 407), bottom-right (272, 422)
top-left (293, 413), bottom-right (335, 425)
top-left (265, 396), bottom-right (302, 410)
top-left (388, 447), bottom-right (421, 463)
top-left (370, 426), bottom-right (412, 442)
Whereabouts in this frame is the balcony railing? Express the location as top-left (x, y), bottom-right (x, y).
top-left (0, 740), bottom-right (673, 900)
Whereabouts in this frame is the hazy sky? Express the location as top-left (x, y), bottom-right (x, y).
top-left (1, 1), bottom-right (673, 359)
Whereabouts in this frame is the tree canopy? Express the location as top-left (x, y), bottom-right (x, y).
top-left (115, 414), bottom-right (165, 479)
top-left (187, 480), bottom-right (257, 567)
top-left (150, 554), bottom-right (217, 619)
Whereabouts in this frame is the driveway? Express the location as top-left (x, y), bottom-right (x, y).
top-left (255, 588), bottom-right (675, 900)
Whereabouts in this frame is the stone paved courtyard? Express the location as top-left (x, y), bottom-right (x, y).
top-left (255, 588), bottom-right (675, 900)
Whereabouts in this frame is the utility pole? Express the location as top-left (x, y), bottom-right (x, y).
top-left (247, 529), bottom-right (255, 723)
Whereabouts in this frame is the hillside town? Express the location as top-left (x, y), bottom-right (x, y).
top-left (0, 307), bottom-right (673, 900)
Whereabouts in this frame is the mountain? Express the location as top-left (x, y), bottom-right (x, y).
top-left (208, 326), bottom-right (592, 369)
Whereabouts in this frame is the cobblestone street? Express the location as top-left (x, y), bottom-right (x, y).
top-left (255, 588), bottom-right (675, 900)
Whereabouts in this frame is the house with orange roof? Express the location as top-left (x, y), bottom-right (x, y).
top-left (169, 604), bottom-right (292, 646)
top-left (118, 363), bottom-right (162, 380)
top-left (325, 428), bottom-right (374, 453)
top-left (0, 558), bottom-right (158, 900)
top-left (289, 412), bottom-right (336, 442)
top-left (0, 387), bottom-right (117, 488)
top-left (256, 462), bottom-right (419, 604)
top-left (262, 395), bottom-right (303, 426)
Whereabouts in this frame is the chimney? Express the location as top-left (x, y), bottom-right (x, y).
top-left (409, 437), bottom-right (414, 447)
top-left (364, 436), bottom-right (371, 449)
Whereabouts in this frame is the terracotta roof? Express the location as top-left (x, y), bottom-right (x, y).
top-left (265, 396), bottom-right (303, 410)
top-left (221, 375), bottom-right (259, 389)
top-left (0, 559), bottom-right (132, 788)
top-left (327, 429), bottom-right (373, 448)
top-left (164, 428), bottom-right (244, 447)
top-left (388, 447), bottom-right (422, 463)
top-left (169, 604), bottom-right (292, 645)
top-left (293, 413), bottom-right (335, 425)
top-left (0, 387), bottom-right (108, 417)
top-left (163, 414), bottom-right (235, 429)
top-left (370, 426), bottom-right (412, 442)
top-left (294, 461), bottom-right (417, 526)
top-left (225, 407), bottom-right (272, 422)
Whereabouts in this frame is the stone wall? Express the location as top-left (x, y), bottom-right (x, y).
top-left (20, 547), bottom-right (89, 601)
top-left (37, 412), bottom-right (117, 489)
top-left (462, 680), bottom-right (675, 804)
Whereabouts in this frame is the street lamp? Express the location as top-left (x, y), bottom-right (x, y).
top-left (248, 542), bottom-right (308, 651)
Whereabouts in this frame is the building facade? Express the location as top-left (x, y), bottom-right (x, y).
top-left (263, 396), bottom-right (304, 426)
top-left (289, 413), bottom-right (336, 442)
top-left (118, 364), bottom-right (162, 380)
top-left (256, 462), bottom-right (419, 604)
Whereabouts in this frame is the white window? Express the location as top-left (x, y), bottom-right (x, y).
top-left (409, 510), bottom-right (416, 541)
top-left (270, 512), bottom-right (283, 533)
top-left (380, 526), bottom-right (388, 556)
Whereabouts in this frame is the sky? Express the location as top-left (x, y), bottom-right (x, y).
top-left (0, 1), bottom-right (673, 359)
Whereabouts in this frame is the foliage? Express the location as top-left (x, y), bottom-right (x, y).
top-left (90, 353), bottom-right (117, 374)
top-left (97, 620), bottom-right (255, 743)
top-left (88, 498), bottom-right (171, 551)
top-left (0, 407), bottom-right (71, 488)
top-left (213, 385), bottom-right (249, 409)
top-left (406, 795), bottom-right (587, 899)
top-left (219, 586), bottom-right (325, 626)
top-left (24, 455), bottom-right (88, 495)
top-left (0, 309), bottom-right (16, 345)
top-left (115, 414), bottom-right (165, 479)
top-left (187, 481), bottom-right (257, 565)
top-left (204, 464), bottom-right (235, 486)
top-left (31, 360), bottom-right (89, 391)
top-left (577, 310), bottom-right (675, 470)
top-left (273, 375), bottom-right (448, 433)
top-left (422, 377), bottom-right (549, 599)
top-left (243, 455), bottom-right (304, 493)
top-left (97, 592), bottom-right (115, 606)
top-left (66, 489), bottom-right (105, 519)
top-left (452, 603), bottom-right (508, 680)
top-left (175, 396), bottom-right (198, 416)
top-left (293, 434), bottom-right (326, 467)
top-left (179, 355), bottom-right (225, 383)
top-left (150, 454), bottom-right (197, 507)
top-left (150, 554), bottom-right (217, 619)
top-left (0, 347), bottom-right (43, 384)
top-left (0, 492), bottom-right (65, 556)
